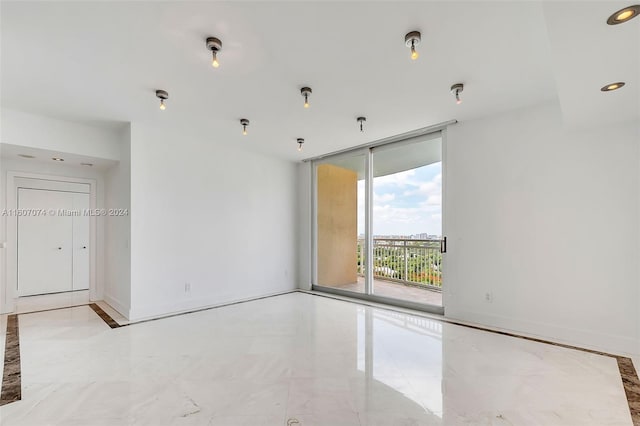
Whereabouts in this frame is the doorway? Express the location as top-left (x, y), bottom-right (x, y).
top-left (17, 188), bottom-right (90, 297)
top-left (312, 129), bottom-right (445, 314)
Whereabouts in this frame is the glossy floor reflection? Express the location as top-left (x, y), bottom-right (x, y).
top-left (0, 292), bottom-right (632, 425)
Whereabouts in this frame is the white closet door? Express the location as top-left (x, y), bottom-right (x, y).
top-left (72, 192), bottom-right (90, 290)
top-left (18, 189), bottom-right (74, 296)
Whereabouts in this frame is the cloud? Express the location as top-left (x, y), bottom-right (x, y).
top-left (353, 163), bottom-right (442, 235)
top-left (374, 169), bottom-right (416, 187)
top-left (403, 174), bottom-right (442, 198)
top-left (374, 192), bottom-right (396, 203)
top-left (424, 194), bottom-right (441, 207)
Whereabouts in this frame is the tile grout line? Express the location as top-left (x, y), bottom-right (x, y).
top-left (0, 315), bottom-right (21, 406)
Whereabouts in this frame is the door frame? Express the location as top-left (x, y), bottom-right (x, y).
top-left (309, 125), bottom-right (450, 316)
top-left (3, 171), bottom-right (98, 312)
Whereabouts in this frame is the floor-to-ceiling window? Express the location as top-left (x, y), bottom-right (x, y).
top-left (371, 136), bottom-right (443, 306)
top-left (312, 129), bottom-right (446, 313)
top-left (315, 151), bottom-right (366, 294)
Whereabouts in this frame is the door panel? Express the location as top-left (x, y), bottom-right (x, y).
top-left (72, 192), bottom-right (90, 290)
top-left (316, 152), bottom-right (366, 293)
top-left (371, 136), bottom-right (443, 306)
top-left (18, 189), bottom-right (74, 296)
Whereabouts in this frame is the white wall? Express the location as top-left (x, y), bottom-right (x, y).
top-left (444, 102), bottom-right (640, 354)
top-left (1, 108), bottom-right (121, 161)
top-left (104, 125), bottom-right (132, 317)
top-left (128, 123), bottom-right (298, 320)
top-left (297, 161), bottom-right (312, 290)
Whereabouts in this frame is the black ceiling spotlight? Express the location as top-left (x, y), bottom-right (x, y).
top-left (206, 37), bottom-right (222, 68)
top-left (297, 138), bottom-right (305, 152)
top-left (450, 83), bottom-right (464, 104)
top-left (405, 31), bottom-right (421, 60)
top-left (301, 87), bottom-right (312, 108)
top-left (155, 90), bottom-right (168, 110)
top-left (240, 118), bottom-right (250, 135)
top-left (357, 117), bottom-right (367, 132)
top-left (607, 5), bottom-right (640, 25)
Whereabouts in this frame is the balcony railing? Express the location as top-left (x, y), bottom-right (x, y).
top-left (357, 238), bottom-right (443, 291)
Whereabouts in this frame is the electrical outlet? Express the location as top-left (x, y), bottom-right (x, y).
top-left (184, 282), bottom-right (191, 293)
top-left (485, 291), bottom-right (493, 303)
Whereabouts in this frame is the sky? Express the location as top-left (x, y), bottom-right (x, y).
top-left (357, 162), bottom-right (442, 237)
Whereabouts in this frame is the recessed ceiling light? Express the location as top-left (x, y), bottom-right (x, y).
top-left (607, 5), bottom-right (640, 25)
top-left (601, 82), bottom-right (626, 92)
top-left (52, 157), bottom-right (65, 162)
top-left (18, 154), bottom-right (35, 159)
top-left (80, 162), bottom-right (94, 167)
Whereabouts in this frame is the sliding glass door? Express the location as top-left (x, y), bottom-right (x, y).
top-left (313, 130), bottom-right (445, 313)
top-left (314, 151), bottom-right (366, 294)
top-left (371, 136), bottom-right (443, 306)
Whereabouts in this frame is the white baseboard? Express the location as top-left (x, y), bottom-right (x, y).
top-left (103, 294), bottom-right (130, 319)
top-left (128, 289), bottom-right (296, 323)
top-left (446, 307), bottom-right (639, 356)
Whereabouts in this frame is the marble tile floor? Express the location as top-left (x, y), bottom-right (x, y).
top-left (0, 292), bottom-right (635, 425)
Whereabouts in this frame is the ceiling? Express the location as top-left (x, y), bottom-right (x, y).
top-left (1, 1), bottom-right (637, 161)
top-left (0, 143), bottom-right (118, 171)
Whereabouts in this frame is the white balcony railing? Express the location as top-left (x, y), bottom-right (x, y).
top-left (357, 238), bottom-right (442, 291)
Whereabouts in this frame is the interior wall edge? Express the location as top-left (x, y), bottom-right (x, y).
top-left (102, 293), bottom-right (130, 320)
